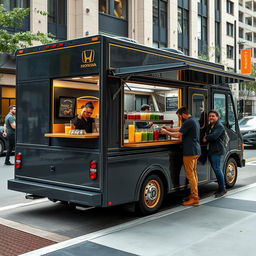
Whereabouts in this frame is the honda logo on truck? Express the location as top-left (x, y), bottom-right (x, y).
top-left (80, 50), bottom-right (97, 68)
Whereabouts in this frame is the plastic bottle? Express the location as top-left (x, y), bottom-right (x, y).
top-left (153, 128), bottom-right (159, 141)
top-left (128, 124), bottom-right (135, 143)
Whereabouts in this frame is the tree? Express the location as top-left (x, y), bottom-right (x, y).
top-left (0, 4), bottom-right (54, 55)
top-left (240, 64), bottom-right (256, 98)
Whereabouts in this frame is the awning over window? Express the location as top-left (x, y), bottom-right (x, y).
top-left (110, 62), bottom-right (255, 82)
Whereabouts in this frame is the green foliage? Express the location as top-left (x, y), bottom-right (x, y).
top-left (0, 4), bottom-right (54, 55)
top-left (240, 64), bottom-right (256, 97)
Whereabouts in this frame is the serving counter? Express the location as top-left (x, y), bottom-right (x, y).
top-left (44, 133), bottom-right (99, 139)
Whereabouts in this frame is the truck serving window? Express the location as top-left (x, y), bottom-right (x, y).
top-left (45, 76), bottom-right (100, 139)
top-left (123, 82), bottom-right (182, 146)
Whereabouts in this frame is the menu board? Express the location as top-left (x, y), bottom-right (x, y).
top-left (166, 96), bottom-right (178, 111)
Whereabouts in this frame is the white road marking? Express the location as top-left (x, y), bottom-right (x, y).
top-left (0, 198), bottom-right (48, 212)
top-left (246, 160), bottom-right (256, 166)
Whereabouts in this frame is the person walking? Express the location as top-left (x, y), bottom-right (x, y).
top-left (3, 105), bottom-right (16, 165)
top-left (203, 110), bottom-right (227, 198)
top-left (161, 107), bottom-right (201, 206)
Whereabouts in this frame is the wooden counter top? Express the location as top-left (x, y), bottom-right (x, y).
top-left (123, 139), bottom-right (181, 147)
top-left (45, 133), bottom-right (99, 139)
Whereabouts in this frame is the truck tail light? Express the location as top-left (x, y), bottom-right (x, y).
top-left (15, 153), bottom-right (22, 169)
top-left (89, 161), bottom-right (97, 180)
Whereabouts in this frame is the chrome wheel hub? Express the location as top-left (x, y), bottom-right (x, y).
top-left (145, 184), bottom-right (158, 201)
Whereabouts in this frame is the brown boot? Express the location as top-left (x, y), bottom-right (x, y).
top-left (182, 197), bottom-right (200, 206)
top-left (182, 195), bottom-right (192, 202)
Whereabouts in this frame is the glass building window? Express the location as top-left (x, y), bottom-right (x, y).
top-left (153, 0), bottom-right (167, 48)
top-left (99, 0), bottom-right (128, 37)
top-left (0, 0), bottom-right (29, 10)
top-left (215, 0), bottom-right (221, 63)
top-left (99, 0), bottom-right (127, 19)
top-left (0, 0), bottom-right (30, 32)
top-left (215, 22), bottom-right (221, 63)
top-left (48, 0), bottom-right (67, 40)
top-left (227, 45), bottom-right (234, 59)
top-left (227, 0), bottom-right (234, 14)
top-left (178, 1), bottom-right (189, 55)
top-left (239, 11), bottom-right (243, 22)
top-left (226, 22), bottom-right (234, 37)
top-left (239, 27), bottom-right (244, 38)
top-left (198, 0), bottom-right (208, 57)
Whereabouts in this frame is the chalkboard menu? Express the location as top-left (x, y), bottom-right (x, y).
top-left (166, 97), bottom-right (178, 111)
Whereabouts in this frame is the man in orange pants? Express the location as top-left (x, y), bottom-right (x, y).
top-left (161, 107), bottom-right (201, 206)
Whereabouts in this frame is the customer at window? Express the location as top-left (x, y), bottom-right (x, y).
top-left (72, 102), bottom-right (97, 133)
top-left (203, 110), bottom-right (227, 198)
top-left (161, 107), bottom-right (201, 206)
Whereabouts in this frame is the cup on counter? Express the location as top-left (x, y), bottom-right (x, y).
top-left (65, 123), bottom-right (71, 134)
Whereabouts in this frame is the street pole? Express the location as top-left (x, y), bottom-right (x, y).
top-left (234, 20), bottom-right (237, 73)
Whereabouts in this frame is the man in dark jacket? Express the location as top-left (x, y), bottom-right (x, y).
top-left (203, 110), bottom-right (227, 198)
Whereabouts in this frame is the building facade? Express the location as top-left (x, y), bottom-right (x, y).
top-left (238, 0), bottom-right (256, 116)
top-left (1, 0), bottom-right (249, 123)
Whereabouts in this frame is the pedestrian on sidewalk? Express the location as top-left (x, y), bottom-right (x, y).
top-left (3, 105), bottom-right (16, 165)
top-left (203, 110), bottom-right (227, 198)
top-left (161, 106), bottom-right (201, 206)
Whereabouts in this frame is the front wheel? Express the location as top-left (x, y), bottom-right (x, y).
top-left (137, 174), bottom-right (164, 215)
top-left (224, 157), bottom-right (237, 188)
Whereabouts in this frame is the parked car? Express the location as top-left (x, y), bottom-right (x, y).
top-left (0, 126), bottom-right (7, 156)
top-left (238, 116), bottom-right (256, 146)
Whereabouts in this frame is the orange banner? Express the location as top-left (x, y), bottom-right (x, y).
top-left (241, 49), bottom-right (252, 74)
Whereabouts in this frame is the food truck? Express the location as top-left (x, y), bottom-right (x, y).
top-left (8, 35), bottom-right (254, 215)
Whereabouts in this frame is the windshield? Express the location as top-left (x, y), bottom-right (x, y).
top-left (239, 117), bottom-right (256, 126)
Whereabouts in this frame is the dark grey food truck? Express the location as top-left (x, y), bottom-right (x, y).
top-left (8, 35), bottom-right (254, 215)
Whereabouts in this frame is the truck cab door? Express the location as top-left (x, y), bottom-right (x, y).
top-left (213, 92), bottom-right (241, 152)
top-left (188, 87), bottom-right (209, 183)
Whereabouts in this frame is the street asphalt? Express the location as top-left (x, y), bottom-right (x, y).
top-left (20, 181), bottom-right (256, 256)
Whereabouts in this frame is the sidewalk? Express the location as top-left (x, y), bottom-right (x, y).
top-left (21, 183), bottom-right (256, 256)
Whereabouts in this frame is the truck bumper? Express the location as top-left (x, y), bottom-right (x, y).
top-left (8, 179), bottom-right (102, 207)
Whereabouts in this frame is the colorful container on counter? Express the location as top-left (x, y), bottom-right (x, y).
top-left (126, 111), bottom-right (164, 121)
top-left (147, 131), bottom-right (154, 141)
top-left (135, 131), bottom-right (142, 142)
top-left (153, 129), bottom-right (159, 141)
top-left (128, 124), bottom-right (135, 143)
top-left (135, 112), bottom-right (141, 120)
top-left (141, 131), bottom-right (148, 142)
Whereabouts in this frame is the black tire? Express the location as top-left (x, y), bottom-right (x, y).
top-left (137, 174), bottom-right (164, 215)
top-left (224, 157), bottom-right (238, 188)
top-left (0, 140), bottom-right (4, 156)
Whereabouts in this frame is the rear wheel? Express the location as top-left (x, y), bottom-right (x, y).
top-left (224, 157), bottom-right (237, 188)
top-left (137, 174), bottom-right (164, 215)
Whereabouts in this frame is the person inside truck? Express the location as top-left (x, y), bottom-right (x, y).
top-left (72, 102), bottom-right (97, 133)
top-left (135, 104), bottom-right (153, 129)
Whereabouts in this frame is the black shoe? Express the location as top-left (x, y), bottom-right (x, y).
top-left (5, 162), bottom-right (14, 166)
top-left (213, 190), bottom-right (220, 195)
top-left (214, 189), bottom-right (227, 198)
